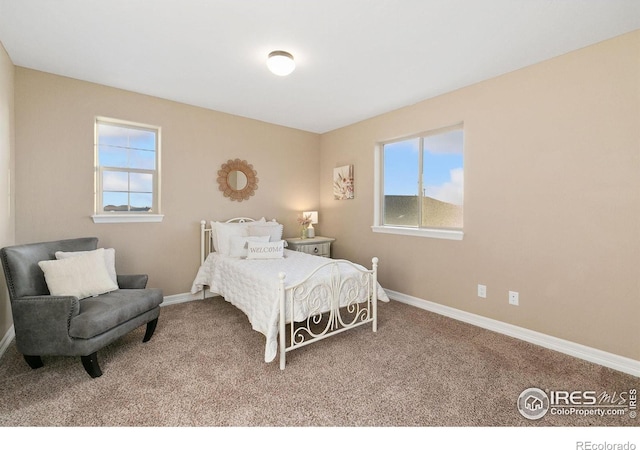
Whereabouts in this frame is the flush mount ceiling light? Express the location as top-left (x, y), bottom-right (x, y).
top-left (266, 50), bottom-right (295, 76)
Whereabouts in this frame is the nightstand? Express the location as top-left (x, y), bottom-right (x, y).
top-left (285, 236), bottom-right (335, 258)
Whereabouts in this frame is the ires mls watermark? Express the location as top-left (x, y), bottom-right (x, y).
top-left (517, 387), bottom-right (637, 421)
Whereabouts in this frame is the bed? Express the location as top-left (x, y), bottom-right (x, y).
top-left (190, 217), bottom-right (389, 369)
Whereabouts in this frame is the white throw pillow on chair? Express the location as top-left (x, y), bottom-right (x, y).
top-left (39, 248), bottom-right (119, 299)
top-left (55, 247), bottom-right (117, 284)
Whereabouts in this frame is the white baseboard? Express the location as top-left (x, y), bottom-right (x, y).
top-left (386, 289), bottom-right (640, 378)
top-left (160, 289), bottom-right (217, 307)
top-left (0, 324), bottom-right (15, 359)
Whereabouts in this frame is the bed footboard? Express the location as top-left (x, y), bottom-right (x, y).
top-left (277, 257), bottom-right (379, 370)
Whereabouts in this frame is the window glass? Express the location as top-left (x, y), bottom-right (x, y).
top-left (383, 138), bottom-right (420, 226)
top-left (381, 125), bottom-right (463, 230)
top-left (421, 129), bottom-right (464, 228)
top-left (95, 118), bottom-right (159, 214)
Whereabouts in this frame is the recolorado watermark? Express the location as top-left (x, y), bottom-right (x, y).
top-left (576, 442), bottom-right (636, 450)
top-left (517, 387), bottom-right (637, 421)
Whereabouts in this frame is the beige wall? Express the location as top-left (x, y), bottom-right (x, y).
top-left (0, 41), bottom-right (15, 338)
top-left (320, 31), bottom-right (640, 360)
top-left (14, 69), bottom-right (320, 296)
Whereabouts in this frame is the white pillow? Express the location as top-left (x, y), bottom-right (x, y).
top-left (211, 218), bottom-right (266, 255)
top-left (38, 248), bottom-right (119, 299)
top-left (56, 248), bottom-right (117, 284)
top-left (246, 240), bottom-right (285, 260)
top-left (213, 222), bottom-right (248, 256)
top-left (247, 222), bottom-right (284, 242)
top-left (229, 235), bottom-right (270, 258)
top-left (209, 220), bottom-right (219, 252)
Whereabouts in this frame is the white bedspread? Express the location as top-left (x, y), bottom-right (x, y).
top-left (190, 249), bottom-right (389, 363)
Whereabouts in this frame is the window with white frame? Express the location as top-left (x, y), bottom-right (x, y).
top-left (93, 117), bottom-right (162, 223)
top-left (373, 124), bottom-right (464, 240)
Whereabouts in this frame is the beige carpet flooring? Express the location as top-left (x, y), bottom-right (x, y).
top-left (0, 298), bottom-right (637, 427)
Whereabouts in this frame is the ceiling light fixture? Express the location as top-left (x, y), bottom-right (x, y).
top-left (267, 50), bottom-right (295, 76)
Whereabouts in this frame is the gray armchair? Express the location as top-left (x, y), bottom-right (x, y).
top-left (0, 237), bottom-right (163, 378)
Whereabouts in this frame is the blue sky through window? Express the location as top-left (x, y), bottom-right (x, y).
top-left (423, 129), bottom-right (463, 205)
top-left (384, 138), bottom-right (420, 196)
top-left (383, 128), bottom-right (463, 205)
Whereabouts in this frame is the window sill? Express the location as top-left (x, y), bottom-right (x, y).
top-left (91, 214), bottom-right (164, 224)
top-left (371, 225), bottom-right (463, 241)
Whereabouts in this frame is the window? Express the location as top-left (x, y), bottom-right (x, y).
top-left (93, 117), bottom-right (162, 223)
top-left (373, 124), bottom-right (464, 240)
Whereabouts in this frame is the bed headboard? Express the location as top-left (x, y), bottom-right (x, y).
top-left (200, 217), bottom-right (264, 264)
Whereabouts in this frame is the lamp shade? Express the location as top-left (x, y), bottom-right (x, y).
top-left (267, 50), bottom-right (295, 76)
top-left (303, 211), bottom-right (318, 224)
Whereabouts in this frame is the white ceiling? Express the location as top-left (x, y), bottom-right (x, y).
top-left (1, 0), bottom-right (639, 133)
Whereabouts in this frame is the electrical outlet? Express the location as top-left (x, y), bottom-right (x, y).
top-left (509, 291), bottom-right (519, 306)
top-left (477, 284), bottom-right (487, 298)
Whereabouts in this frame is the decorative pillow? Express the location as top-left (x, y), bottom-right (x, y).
top-left (55, 248), bottom-right (117, 284)
top-left (246, 240), bottom-right (285, 260)
top-left (229, 235), bottom-right (270, 258)
top-left (247, 222), bottom-right (284, 242)
top-left (210, 218), bottom-right (266, 254)
top-left (38, 248), bottom-right (119, 299)
top-left (213, 222), bottom-right (248, 256)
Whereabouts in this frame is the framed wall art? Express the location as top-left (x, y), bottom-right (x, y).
top-left (333, 164), bottom-right (354, 200)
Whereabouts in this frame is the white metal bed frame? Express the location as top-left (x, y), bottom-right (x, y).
top-left (199, 218), bottom-right (379, 369)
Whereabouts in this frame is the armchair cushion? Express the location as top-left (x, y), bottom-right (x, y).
top-left (38, 248), bottom-right (118, 299)
top-left (69, 288), bottom-right (163, 339)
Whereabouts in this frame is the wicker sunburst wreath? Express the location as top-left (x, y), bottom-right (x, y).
top-left (217, 159), bottom-right (259, 202)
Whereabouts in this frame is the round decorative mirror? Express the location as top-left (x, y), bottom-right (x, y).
top-left (217, 159), bottom-right (258, 202)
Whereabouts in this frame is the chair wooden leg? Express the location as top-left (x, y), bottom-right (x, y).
top-left (24, 355), bottom-right (44, 369)
top-left (143, 318), bottom-right (158, 342)
top-left (81, 352), bottom-right (102, 378)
